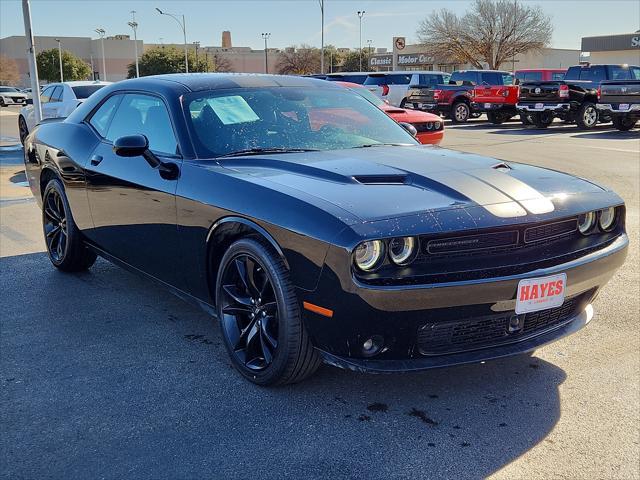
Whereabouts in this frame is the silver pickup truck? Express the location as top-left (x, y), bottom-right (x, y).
top-left (597, 80), bottom-right (640, 131)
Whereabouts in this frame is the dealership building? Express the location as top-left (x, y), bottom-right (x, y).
top-left (580, 32), bottom-right (640, 65)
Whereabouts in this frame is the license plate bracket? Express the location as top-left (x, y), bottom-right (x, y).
top-left (515, 273), bottom-right (566, 315)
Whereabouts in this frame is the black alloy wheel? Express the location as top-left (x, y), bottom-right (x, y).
top-left (220, 253), bottom-right (279, 371)
top-left (216, 238), bottom-right (321, 386)
top-left (18, 116), bottom-right (28, 145)
top-left (42, 179), bottom-right (96, 271)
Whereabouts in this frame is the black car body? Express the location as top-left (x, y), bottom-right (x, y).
top-left (23, 74), bottom-right (628, 385)
top-left (517, 64), bottom-right (640, 129)
top-left (596, 80), bottom-right (640, 131)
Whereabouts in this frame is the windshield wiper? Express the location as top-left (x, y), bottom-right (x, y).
top-left (352, 143), bottom-right (414, 148)
top-left (217, 147), bottom-right (320, 158)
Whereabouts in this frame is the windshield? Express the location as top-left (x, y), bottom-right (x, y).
top-left (185, 86), bottom-right (417, 158)
top-left (349, 86), bottom-right (385, 107)
top-left (0, 87), bottom-right (19, 92)
top-left (72, 85), bottom-right (106, 99)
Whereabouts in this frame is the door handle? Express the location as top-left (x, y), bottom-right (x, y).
top-left (90, 155), bottom-right (103, 166)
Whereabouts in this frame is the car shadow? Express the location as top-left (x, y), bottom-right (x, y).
top-left (570, 130), bottom-right (640, 140)
top-left (1, 252), bottom-right (566, 480)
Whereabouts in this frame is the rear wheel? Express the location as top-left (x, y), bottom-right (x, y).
top-left (487, 112), bottom-right (511, 124)
top-left (612, 116), bottom-right (637, 131)
top-left (42, 179), bottom-right (97, 272)
top-left (576, 102), bottom-right (598, 130)
top-left (520, 113), bottom-right (533, 125)
top-left (532, 111), bottom-right (553, 128)
top-left (451, 102), bottom-right (470, 123)
top-left (216, 238), bottom-right (321, 386)
top-left (18, 116), bottom-right (29, 145)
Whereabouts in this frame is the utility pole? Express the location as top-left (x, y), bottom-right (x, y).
top-left (95, 28), bottom-right (106, 81)
top-left (357, 10), bottom-right (365, 72)
top-left (318, 0), bottom-right (324, 74)
top-left (128, 11), bottom-right (139, 78)
top-left (22, 0), bottom-right (42, 123)
top-left (156, 8), bottom-right (188, 73)
top-left (55, 38), bottom-right (63, 82)
top-left (262, 33), bottom-right (271, 74)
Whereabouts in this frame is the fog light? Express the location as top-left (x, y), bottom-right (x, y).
top-left (361, 335), bottom-right (384, 357)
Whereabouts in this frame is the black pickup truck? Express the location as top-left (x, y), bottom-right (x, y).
top-left (596, 80), bottom-right (640, 131)
top-left (517, 64), bottom-right (640, 129)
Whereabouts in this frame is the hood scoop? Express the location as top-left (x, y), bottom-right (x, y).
top-left (353, 174), bottom-right (408, 185)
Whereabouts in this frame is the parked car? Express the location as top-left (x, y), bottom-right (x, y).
top-left (515, 69), bottom-right (566, 84)
top-left (596, 80), bottom-right (640, 131)
top-left (336, 81), bottom-right (444, 145)
top-left (0, 86), bottom-right (28, 107)
top-left (23, 74), bottom-right (628, 385)
top-left (363, 71), bottom-right (451, 107)
top-left (405, 70), bottom-right (518, 124)
top-left (18, 81), bottom-right (110, 144)
top-left (324, 72), bottom-right (372, 84)
top-left (517, 64), bottom-right (640, 129)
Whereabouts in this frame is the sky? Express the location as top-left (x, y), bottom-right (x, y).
top-left (1, 0), bottom-right (638, 51)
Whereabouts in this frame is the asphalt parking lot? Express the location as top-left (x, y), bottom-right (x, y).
top-left (1, 106), bottom-right (639, 479)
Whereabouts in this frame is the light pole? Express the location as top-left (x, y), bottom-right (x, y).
top-left (156, 7), bottom-right (188, 73)
top-left (128, 11), bottom-right (139, 78)
top-left (22, 0), bottom-right (42, 123)
top-left (367, 39), bottom-right (373, 56)
top-left (55, 38), bottom-right (63, 82)
top-left (94, 28), bottom-right (106, 81)
top-left (193, 41), bottom-right (200, 68)
top-left (261, 33), bottom-right (271, 74)
top-left (357, 10), bottom-right (365, 72)
top-left (318, 0), bottom-right (324, 74)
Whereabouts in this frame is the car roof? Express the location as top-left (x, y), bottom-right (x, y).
top-left (326, 72), bottom-right (374, 76)
top-left (453, 69), bottom-right (511, 74)
top-left (42, 81), bottom-right (111, 88)
top-left (368, 70), bottom-right (448, 75)
top-left (516, 68), bottom-right (566, 72)
top-left (111, 73), bottom-right (342, 92)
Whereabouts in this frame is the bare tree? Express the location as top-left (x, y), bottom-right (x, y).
top-left (276, 45), bottom-right (321, 75)
top-left (210, 53), bottom-right (233, 73)
top-left (417, 0), bottom-right (553, 70)
top-left (0, 55), bottom-right (20, 85)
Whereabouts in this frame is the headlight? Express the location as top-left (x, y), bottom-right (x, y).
top-left (426, 122), bottom-right (433, 130)
top-left (598, 207), bottom-right (617, 231)
top-left (389, 237), bottom-right (418, 265)
top-left (434, 121), bottom-right (441, 130)
top-left (354, 240), bottom-right (385, 271)
top-left (577, 211), bottom-right (596, 234)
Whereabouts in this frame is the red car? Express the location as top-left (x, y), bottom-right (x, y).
top-left (336, 81), bottom-right (444, 145)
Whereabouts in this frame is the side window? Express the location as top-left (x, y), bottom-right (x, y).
top-left (580, 66), bottom-right (606, 82)
top-left (50, 86), bottom-right (63, 102)
top-left (551, 72), bottom-right (565, 81)
top-left (480, 72), bottom-right (500, 85)
top-left (40, 86), bottom-right (55, 104)
top-left (564, 66), bottom-right (580, 80)
top-left (88, 95), bottom-right (122, 137)
top-left (501, 73), bottom-right (514, 85)
top-left (106, 94), bottom-right (178, 156)
top-left (632, 67), bottom-right (640, 80)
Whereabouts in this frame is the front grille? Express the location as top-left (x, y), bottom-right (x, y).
top-left (426, 230), bottom-right (518, 254)
top-left (416, 294), bottom-right (585, 355)
top-left (524, 219), bottom-right (577, 243)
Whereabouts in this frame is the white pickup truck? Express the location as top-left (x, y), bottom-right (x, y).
top-left (364, 71), bottom-right (451, 107)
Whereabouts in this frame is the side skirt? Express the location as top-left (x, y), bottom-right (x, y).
top-left (85, 242), bottom-right (218, 318)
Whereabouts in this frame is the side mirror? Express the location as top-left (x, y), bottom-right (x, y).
top-left (113, 134), bottom-right (149, 157)
top-left (399, 122), bottom-right (418, 137)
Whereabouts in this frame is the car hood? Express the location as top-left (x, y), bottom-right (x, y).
top-left (216, 145), bottom-right (610, 224)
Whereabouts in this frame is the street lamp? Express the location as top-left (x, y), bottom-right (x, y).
top-left (128, 11), bottom-right (139, 78)
top-left (55, 38), bottom-right (63, 82)
top-left (357, 10), bottom-right (365, 72)
top-left (261, 33), bottom-right (271, 74)
top-left (318, 0), bottom-right (324, 74)
top-left (94, 28), bottom-right (106, 81)
top-left (193, 41), bottom-right (200, 66)
top-left (155, 7), bottom-right (188, 73)
top-left (367, 39), bottom-right (373, 56)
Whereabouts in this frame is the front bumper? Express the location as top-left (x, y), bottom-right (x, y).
top-left (517, 102), bottom-right (571, 112)
top-left (0, 96), bottom-right (26, 105)
top-left (415, 129), bottom-right (444, 145)
top-left (303, 233), bottom-right (628, 372)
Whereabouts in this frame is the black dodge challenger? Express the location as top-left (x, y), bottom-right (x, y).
top-left (23, 74), bottom-right (628, 385)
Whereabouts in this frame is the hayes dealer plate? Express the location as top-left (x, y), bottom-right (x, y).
top-left (515, 273), bottom-right (566, 314)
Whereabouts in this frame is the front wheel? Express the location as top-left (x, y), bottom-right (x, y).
top-left (42, 179), bottom-right (97, 272)
top-left (532, 111), bottom-right (553, 128)
top-left (216, 238), bottom-right (321, 386)
top-left (18, 116), bottom-right (29, 145)
top-left (576, 102), bottom-right (598, 130)
top-left (520, 113), bottom-right (533, 125)
top-left (612, 116), bottom-right (637, 131)
top-left (451, 102), bottom-right (470, 123)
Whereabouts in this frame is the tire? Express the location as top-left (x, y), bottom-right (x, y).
top-left (42, 179), bottom-right (97, 272)
top-left (0, 98), bottom-right (6, 107)
top-left (18, 116), bottom-right (29, 145)
top-left (487, 112), bottom-right (510, 124)
top-left (399, 99), bottom-right (407, 108)
top-left (576, 102), bottom-right (598, 130)
top-left (216, 237), bottom-right (321, 386)
top-left (532, 111), bottom-right (553, 128)
top-left (612, 116), bottom-right (637, 131)
top-left (451, 101), bottom-right (470, 123)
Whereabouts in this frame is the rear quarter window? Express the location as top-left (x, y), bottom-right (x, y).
top-left (364, 74), bottom-right (412, 86)
top-left (72, 85), bottom-right (106, 99)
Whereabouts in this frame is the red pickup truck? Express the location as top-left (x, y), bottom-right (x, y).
top-left (405, 70), bottom-right (519, 124)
